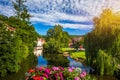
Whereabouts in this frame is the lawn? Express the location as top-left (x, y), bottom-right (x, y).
top-left (61, 48), bottom-right (86, 60)
top-left (70, 51), bottom-right (86, 60)
top-left (61, 48), bottom-right (75, 53)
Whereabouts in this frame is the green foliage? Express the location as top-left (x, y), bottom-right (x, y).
top-left (0, 26), bottom-right (20, 76)
top-left (13, 0), bottom-right (30, 21)
top-left (44, 25), bottom-right (70, 53)
top-left (96, 50), bottom-right (115, 75)
top-left (0, 0), bottom-right (38, 76)
top-left (0, 15), bottom-right (38, 76)
top-left (72, 37), bottom-right (84, 51)
top-left (85, 9), bottom-right (120, 75)
top-left (73, 41), bottom-right (81, 51)
top-left (44, 38), bottom-right (61, 53)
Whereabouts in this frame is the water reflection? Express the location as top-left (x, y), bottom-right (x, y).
top-left (67, 56), bottom-right (83, 67)
top-left (38, 54), bottom-right (90, 72)
top-left (43, 53), bottom-right (69, 67)
top-left (0, 56), bottom-right (37, 80)
top-left (67, 57), bottom-right (90, 72)
top-left (37, 55), bottom-right (47, 67)
top-left (0, 54), bottom-right (118, 80)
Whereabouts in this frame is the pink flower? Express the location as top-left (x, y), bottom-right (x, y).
top-left (59, 66), bottom-right (64, 71)
top-left (38, 67), bottom-right (44, 71)
top-left (80, 71), bottom-right (87, 78)
top-left (40, 77), bottom-right (44, 80)
top-left (74, 77), bottom-right (80, 80)
top-left (68, 68), bottom-right (74, 72)
top-left (45, 68), bottom-right (50, 74)
top-left (52, 67), bottom-right (59, 71)
top-left (54, 73), bottom-right (59, 80)
top-left (80, 74), bottom-right (84, 78)
top-left (59, 72), bottom-right (64, 80)
top-left (43, 73), bottom-right (48, 78)
top-left (83, 71), bottom-right (86, 76)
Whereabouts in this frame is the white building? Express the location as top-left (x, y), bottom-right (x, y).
top-left (34, 38), bottom-right (45, 57)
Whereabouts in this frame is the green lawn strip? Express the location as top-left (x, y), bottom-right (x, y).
top-left (70, 51), bottom-right (86, 60)
top-left (61, 48), bottom-right (86, 59)
top-left (61, 48), bottom-right (75, 53)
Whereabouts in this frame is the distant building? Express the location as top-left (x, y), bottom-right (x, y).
top-left (69, 36), bottom-right (85, 51)
top-left (69, 37), bottom-right (83, 47)
top-left (6, 27), bottom-right (16, 32)
top-left (37, 38), bottom-right (45, 46)
top-left (34, 38), bottom-right (45, 57)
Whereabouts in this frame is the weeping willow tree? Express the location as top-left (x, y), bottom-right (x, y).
top-left (85, 9), bottom-right (120, 75)
top-left (96, 50), bottom-right (116, 75)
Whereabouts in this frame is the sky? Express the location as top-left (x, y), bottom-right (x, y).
top-left (0, 0), bottom-right (120, 35)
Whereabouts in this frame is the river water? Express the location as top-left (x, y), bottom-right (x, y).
top-left (0, 54), bottom-right (118, 80)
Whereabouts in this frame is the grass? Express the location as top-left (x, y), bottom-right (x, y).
top-left (61, 48), bottom-right (75, 53)
top-left (61, 48), bottom-right (74, 51)
top-left (61, 48), bottom-right (86, 60)
top-left (70, 51), bottom-right (86, 59)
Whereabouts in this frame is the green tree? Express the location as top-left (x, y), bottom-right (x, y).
top-left (96, 50), bottom-right (115, 75)
top-left (73, 41), bottom-right (81, 51)
top-left (13, 0), bottom-right (30, 21)
top-left (85, 9), bottom-right (120, 75)
top-left (0, 14), bottom-right (39, 76)
top-left (45, 25), bottom-right (70, 53)
top-left (44, 38), bottom-right (61, 53)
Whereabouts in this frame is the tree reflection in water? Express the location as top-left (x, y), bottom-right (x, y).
top-left (43, 53), bottom-right (69, 67)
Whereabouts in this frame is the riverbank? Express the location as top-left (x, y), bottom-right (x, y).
top-left (61, 48), bottom-right (86, 63)
top-left (61, 48), bottom-right (119, 80)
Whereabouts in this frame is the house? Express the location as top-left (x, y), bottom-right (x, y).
top-left (6, 27), bottom-right (16, 32)
top-left (69, 36), bottom-right (85, 51)
top-left (37, 38), bottom-right (45, 47)
top-left (34, 38), bottom-right (45, 57)
top-left (69, 37), bottom-right (83, 47)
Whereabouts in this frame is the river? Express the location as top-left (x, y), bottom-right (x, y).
top-left (0, 54), bottom-right (118, 80)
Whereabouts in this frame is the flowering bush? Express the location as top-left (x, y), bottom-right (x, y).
top-left (25, 66), bottom-right (96, 80)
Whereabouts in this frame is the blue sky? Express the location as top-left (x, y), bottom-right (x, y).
top-left (0, 0), bottom-right (120, 35)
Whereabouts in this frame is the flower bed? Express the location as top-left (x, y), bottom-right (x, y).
top-left (25, 66), bottom-right (96, 80)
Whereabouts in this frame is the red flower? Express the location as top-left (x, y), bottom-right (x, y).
top-left (28, 68), bottom-right (35, 73)
top-left (33, 76), bottom-right (41, 80)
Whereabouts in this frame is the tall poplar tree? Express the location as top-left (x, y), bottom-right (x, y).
top-left (13, 0), bottom-right (30, 21)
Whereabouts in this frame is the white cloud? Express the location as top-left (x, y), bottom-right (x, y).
top-left (30, 11), bottom-right (91, 23)
top-left (57, 23), bottom-right (93, 30)
top-left (0, 5), bottom-right (14, 17)
top-left (30, 11), bottom-right (92, 30)
top-left (27, 0), bottom-right (120, 30)
top-left (0, 0), bottom-right (120, 30)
